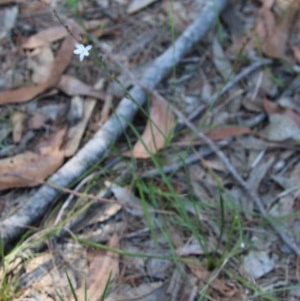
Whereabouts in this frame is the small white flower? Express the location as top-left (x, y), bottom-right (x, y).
top-left (73, 43), bottom-right (92, 61)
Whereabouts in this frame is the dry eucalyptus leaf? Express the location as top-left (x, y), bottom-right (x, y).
top-left (255, 0), bottom-right (299, 58)
top-left (11, 111), bottom-right (27, 143)
top-left (242, 250), bottom-right (275, 279)
top-left (262, 114), bottom-right (300, 141)
top-left (27, 46), bottom-right (54, 84)
top-left (65, 79), bottom-right (105, 157)
top-left (212, 37), bottom-right (233, 79)
top-left (106, 181), bottom-right (145, 217)
top-left (128, 96), bottom-right (175, 158)
top-left (0, 128), bottom-right (66, 190)
top-left (65, 97), bottom-right (96, 157)
top-left (0, 34), bottom-right (75, 104)
top-left (75, 234), bottom-right (119, 301)
top-left (263, 98), bottom-right (300, 125)
top-left (22, 19), bottom-right (104, 49)
top-left (22, 25), bottom-right (69, 49)
top-left (127, 0), bottom-right (159, 14)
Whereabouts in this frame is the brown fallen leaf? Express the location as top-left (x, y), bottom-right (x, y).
top-left (65, 79), bottom-right (104, 157)
top-left (11, 111), bottom-right (27, 143)
top-left (22, 25), bottom-right (69, 49)
top-left (254, 1), bottom-right (299, 58)
top-left (0, 127), bottom-right (66, 190)
top-left (27, 113), bottom-right (49, 130)
top-left (263, 98), bottom-right (300, 126)
top-left (27, 46), bottom-right (54, 84)
top-left (22, 20), bottom-right (104, 49)
top-left (127, 95), bottom-right (176, 158)
top-left (65, 97), bottom-right (96, 157)
top-left (0, 29), bottom-right (76, 104)
top-left (0, 83), bottom-right (48, 105)
top-left (74, 234), bottom-right (119, 301)
top-left (186, 259), bottom-right (242, 298)
top-left (176, 126), bottom-right (251, 146)
top-left (205, 126), bottom-right (251, 141)
top-left (58, 75), bottom-right (106, 100)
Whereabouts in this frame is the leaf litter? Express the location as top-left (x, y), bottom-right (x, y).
top-left (125, 94), bottom-right (176, 159)
top-left (0, 0), bottom-right (300, 300)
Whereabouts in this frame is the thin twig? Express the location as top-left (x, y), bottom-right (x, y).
top-left (106, 55), bottom-right (300, 256)
top-left (186, 58), bottom-right (272, 123)
top-left (153, 91), bottom-right (300, 256)
top-left (0, 0), bottom-right (229, 245)
top-left (140, 145), bottom-right (219, 178)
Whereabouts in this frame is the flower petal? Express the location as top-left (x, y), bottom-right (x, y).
top-left (75, 43), bottom-right (84, 49)
top-left (73, 49), bottom-right (81, 54)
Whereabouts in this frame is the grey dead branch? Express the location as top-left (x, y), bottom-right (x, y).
top-left (0, 0), bottom-right (229, 246)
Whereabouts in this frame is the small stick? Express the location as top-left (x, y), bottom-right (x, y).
top-left (153, 91), bottom-right (300, 256)
top-left (0, 0), bottom-right (229, 246)
top-left (140, 146), bottom-right (218, 178)
top-left (186, 59), bottom-right (272, 123)
top-left (107, 57), bottom-right (300, 255)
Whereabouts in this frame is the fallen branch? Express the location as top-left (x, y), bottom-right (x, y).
top-left (0, 0), bottom-right (229, 246)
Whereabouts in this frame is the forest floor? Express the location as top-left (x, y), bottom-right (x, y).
top-left (0, 0), bottom-right (300, 300)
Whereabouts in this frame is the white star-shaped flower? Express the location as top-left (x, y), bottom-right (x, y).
top-left (73, 43), bottom-right (92, 61)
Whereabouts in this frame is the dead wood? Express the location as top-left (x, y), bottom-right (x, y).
top-left (0, 0), bottom-right (229, 247)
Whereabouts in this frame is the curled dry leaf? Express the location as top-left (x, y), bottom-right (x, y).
top-left (128, 95), bottom-right (176, 159)
top-left (22, 19), bottom-right (81, 50)
top-left (22, 20), bottom-right (103, 49)
top-left (255, 0), bottom-right (299, 58)
top-left (0, 127), bottom-right (66, 190)
top-left (22, 25), bottom-right (69, 49)
top-left (0, 27), bottom-right (77, 104)
top-left (27, 46), bottom-right (54, 84)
